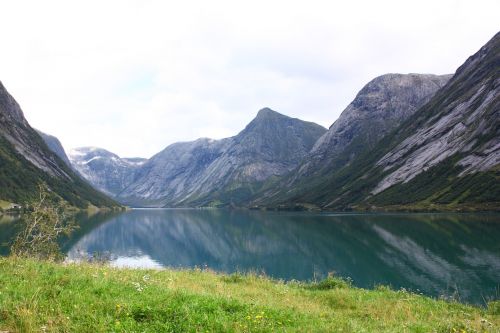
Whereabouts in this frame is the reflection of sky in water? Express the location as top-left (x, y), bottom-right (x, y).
top-left (110, 255), bottom-right (163, 269)
top-left (67, 247), bottom-right (163, 269)
top-left (60, 210), bottom-right (500, 305)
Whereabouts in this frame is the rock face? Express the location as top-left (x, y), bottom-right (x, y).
top-left (69, 147), bottom-right (146, 197)
top-left (370, 31), bottom-right (500, 196)
top-left (0, 81), bottom-right (72, 180)
top-left (118, 108), bottom-right (326, 207)
top-left (36, 129), bottom-right (72, 167)
top-left (253, 73), bottom-right (451, 205)
top-left (0, 81), bottom-right (118, 208)
top-left (295, 73), bottom-right (451, 180)
top-left (261, 31), bottom-right (499, 210)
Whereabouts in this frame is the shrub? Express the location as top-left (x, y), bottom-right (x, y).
top-left (308, 274), bottom-right (351, 290)
top-left (10, 184), bottom-right (77, 260)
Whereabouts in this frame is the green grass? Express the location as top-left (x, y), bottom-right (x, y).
top-left (0, 200), bottom-right (14, 210)
top-left (0, 258), bottom-right (498, 332)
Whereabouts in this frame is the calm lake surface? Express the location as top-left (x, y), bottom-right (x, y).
top-left (2, 209), bottom-right (499, 305)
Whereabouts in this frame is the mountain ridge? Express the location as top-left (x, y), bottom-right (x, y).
top-left (118, 108), bottom-right (327, 207)
top-left (60, 32), bottom-right (499, 211)
top-left (36, 129), bottom-right (72, 167)
top-left (257, 31), bottom-right (499, 211)
top-left (0, 81), bottom-right (119, 209)
top-left (69, 147), bottom-right (147, 197)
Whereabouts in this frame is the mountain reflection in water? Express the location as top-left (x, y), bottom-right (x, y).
top-left (3, 209), bottom-right (499, 305)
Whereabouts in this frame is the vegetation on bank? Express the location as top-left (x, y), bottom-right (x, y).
top-left (0, 258), bottom-right (499, 333)
top-left (250, 152), bottom-right (500, 213)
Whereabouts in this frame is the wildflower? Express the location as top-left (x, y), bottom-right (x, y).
top-left (132, 282), bottom-right (144, 292)
top-left (143, 274), bottom-right (150, 282)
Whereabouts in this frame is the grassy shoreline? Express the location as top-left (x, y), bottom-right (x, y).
top-left (0, 258), bottom-right (498, 332)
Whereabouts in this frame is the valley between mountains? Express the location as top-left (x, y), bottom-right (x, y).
top-left (1, 32), bottom-right (499, 212)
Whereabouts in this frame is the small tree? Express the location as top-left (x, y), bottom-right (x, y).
top-left (10, 184), bottom-right (77, 260)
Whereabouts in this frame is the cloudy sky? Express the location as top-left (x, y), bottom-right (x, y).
top-left (0, 0), bottom-right (498, 158)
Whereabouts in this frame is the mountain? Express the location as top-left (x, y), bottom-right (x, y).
top-left (36, 129), bottom-right (72, 167)
top-left (118, 108), bottom-right (326, 207)
top-left (0, 81), bottom-right (119, 209)
top-left (365, 31), bottom-right (500, 210)
top-left (69, 147), bottom-right (146, 197)
top-left (254, 74), bottom-right (451, 206)
top-left (293, 73), bottom-right (452, 181)
top-left (262, 31), bottom-right (499, 211)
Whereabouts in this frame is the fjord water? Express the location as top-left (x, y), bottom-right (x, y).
top-left (2, 210), bottom-right (499, 304)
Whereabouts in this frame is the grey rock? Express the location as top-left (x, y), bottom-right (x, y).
top-left (372, 33), bottom-right (500, 194)
top-left (295, 73), bottom-right (452, 180)
top-left (36, 129), bottom-right (72, 167)
top-left (119, 108), bottom-right (326, 206)
top-left (0, 81), bottom-right (71, 180)
top-left (69, 147), bottom-right (146, 197)
top-left (0, 80), bottom-right (118, 208)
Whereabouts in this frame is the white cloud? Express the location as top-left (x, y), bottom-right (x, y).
top-left (0, 0), bottom-right (498, 157)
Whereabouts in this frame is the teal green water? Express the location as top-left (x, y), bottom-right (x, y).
top-left (2, 209), bottom-right (499, 304)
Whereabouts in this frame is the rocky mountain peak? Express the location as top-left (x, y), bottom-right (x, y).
top-left (69, 146), bottom-right (147, 196)
top-left (255, 107), bottom-right (281, 118)
top-left (111, 108), bottom-right (326, 207)
top-left (303, 73), bottom-right (452, 175)
top-left (69, 147), bottom-right (120, 161)
top-left (246, 108), bottom-right (292, 129)
top-left (0, 81), bottom-right (29, 126)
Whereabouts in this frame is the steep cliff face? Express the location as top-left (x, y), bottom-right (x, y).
top-left (363, 31), bottom-right (500, 209)
top-left (0, 81), bottom-right (119, 208)
top-left (69, 147), bottom-right (146, 197)
top-left (36, 129), bottom-right (72, 167)
top-left (372, 34), bottom-right (499, 195)
top-left (119, 108), bottom-right (326, 207)
top-left (261, 32), bottom-right (499, 211)
top-left (294, 73), bottom-right (451, 180)
top-left (0, 82), bottom-right (71, 180)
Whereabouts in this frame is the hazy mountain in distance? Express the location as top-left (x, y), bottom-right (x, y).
top-left (69, 147), bottom-right (146, 197)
